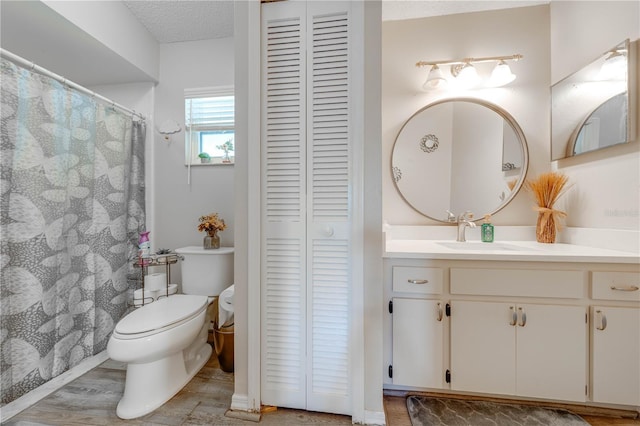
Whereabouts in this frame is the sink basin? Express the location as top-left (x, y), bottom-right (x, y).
top-left (437, 241), bottom-right (529, 251)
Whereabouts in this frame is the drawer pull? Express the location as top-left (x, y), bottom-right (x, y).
top-left (610, 285), bottom-right (639, 292)
top-left (408, 279), bottom-right (429, 284)
top-left (595, 309), bottom-right (607, 331)
top-left (436, 302), bottom-right (443, 322)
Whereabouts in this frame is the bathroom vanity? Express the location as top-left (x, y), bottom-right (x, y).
top-left (383, 227), bottom-right (640, 411)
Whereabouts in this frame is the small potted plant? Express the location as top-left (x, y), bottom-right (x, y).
top-left (198, 152), bottom-right (211, 164)
top-left (216, 139), bottom-right (234, 163)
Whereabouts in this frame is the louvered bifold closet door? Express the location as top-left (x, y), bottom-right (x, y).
top-left (261, 1), bottom-right (307, 410)
top-left (261, 0), bottom-right (352, 415)
top-left (306, 2), bottom-right (351, 415)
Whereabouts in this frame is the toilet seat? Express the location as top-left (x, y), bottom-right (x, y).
top-left (114, 294), bottom-right (208, 340)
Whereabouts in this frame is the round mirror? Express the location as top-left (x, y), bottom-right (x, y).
top-left (391, 98), bottom-right (529, 222)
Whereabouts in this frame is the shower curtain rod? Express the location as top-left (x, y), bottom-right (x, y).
top-left (1, 48), bottom-right (146, 121)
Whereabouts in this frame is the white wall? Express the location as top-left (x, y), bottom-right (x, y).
top-left (153, 38), bottom-right (235, 283)
top-left (382, 5), bottom-right (550, 227)
top-left (550, 1), bottom-right (640, 230)
top-left (42, 0), bottom-right (159, 82)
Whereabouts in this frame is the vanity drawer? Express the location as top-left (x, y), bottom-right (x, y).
top-left (450, 268), bottom-right (584, 298)
top-left (392, 266), bottom-right (443, 294)
top-left (592, 272), bottom-right (640, 301)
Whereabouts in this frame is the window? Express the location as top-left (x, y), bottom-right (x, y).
top-left (185, 86), bottom-right (234, 165)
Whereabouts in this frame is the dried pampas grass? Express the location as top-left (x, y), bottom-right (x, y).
top-left (525, 172), bottom-right (570, 243)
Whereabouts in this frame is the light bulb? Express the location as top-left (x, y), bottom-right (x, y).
top-left (455, 63), bottom-right (480, 89)
top-left (422, 64), bottom-right (448, 91)
top-left (488, 60), bottom-right (516, 87)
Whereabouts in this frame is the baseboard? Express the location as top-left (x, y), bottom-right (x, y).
top-left (0, 351), bottom-right (109, 422)
top-left (230, 392), bottom-right (249, 412)
top-left (226, 394), bottom-right (261, 422)
top-left (363, 409), bottom-right (386, 425)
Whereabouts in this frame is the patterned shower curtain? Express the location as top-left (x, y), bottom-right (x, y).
top-left (0, 58), bottom-right (145, 404)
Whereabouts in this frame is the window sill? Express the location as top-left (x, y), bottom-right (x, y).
top-left (186, 162), bottom-right (235, 167)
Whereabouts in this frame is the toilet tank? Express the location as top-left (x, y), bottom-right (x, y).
top-left (175, 246), bottom-right (234, 297)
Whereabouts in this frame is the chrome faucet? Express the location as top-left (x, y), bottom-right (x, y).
top-left (455, 211), bottom-right (476, 242)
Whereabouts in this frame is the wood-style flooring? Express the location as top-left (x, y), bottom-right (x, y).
top-left (4, 344), bottom-right (639, 425)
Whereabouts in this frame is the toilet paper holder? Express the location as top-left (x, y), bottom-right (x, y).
top-left (133, 253), bottom-right (182, 307)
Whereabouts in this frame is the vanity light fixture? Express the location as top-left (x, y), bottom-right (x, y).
top-left (599, 49), bottom-right (627, 80)
top-left (416, 54), bottom-right (523, 91)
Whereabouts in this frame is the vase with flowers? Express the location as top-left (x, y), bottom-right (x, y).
top-left (198, 212), bottom-right (226, 249)
top-left (525, 172), bottom-right (570, 243)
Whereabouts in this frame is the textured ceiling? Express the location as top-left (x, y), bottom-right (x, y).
top-left (382, 0), bottom-right (549, 22)
top-left (122, 0), bottom-right (550, 44)
top-left (123, 0), bottom-right (234, 43)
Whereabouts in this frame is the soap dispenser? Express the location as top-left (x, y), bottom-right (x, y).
top-left (481, 214), bottom-right (494, 243)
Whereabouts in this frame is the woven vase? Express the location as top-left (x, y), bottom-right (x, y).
top-left (536, 212), bottom-right (556, 243)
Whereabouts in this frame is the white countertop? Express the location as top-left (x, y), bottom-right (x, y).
top-left (384, 239), bottom-right (640, 263)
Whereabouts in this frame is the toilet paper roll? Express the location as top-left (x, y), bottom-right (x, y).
top-left (155, 283), bottom-right (178, 299)
top-left (133, 288), bottom-right (158, 307)
top-left (145, 272), bottom-right (166, 292)
top-left (218, 284), bottom-right (234, 326)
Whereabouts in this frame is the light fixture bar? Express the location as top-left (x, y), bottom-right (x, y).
top-left (416, 54), bottom-right (523, 68)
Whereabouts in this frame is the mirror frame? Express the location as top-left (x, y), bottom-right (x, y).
top-left (391, 97), bottom-right (529, 223)
top-left (551, 39), bottom-right (634, 160)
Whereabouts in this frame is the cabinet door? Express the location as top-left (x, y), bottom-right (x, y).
top-left (592, 306), bottom-right (640, 406)
top-left (392, 298), bottom-right (444, 388)
top-left (516, 304), bottom-right (587, 402)
top-left (450, 301), bottom-right (516, 395)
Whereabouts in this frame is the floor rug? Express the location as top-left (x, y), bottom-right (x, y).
top-left (406, 395), bottom-right (589, 426)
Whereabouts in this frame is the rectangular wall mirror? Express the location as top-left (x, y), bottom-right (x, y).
top-left (551, 39), bottom-right (635, 160)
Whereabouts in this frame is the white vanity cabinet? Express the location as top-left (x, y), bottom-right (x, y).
top-left (590, 271), bottom-right (640, 406)
top-left (389, 266), bottom-right (445, 389)
top-left (450, 300), bottom-right (587, 402)
top-left (383, 229), bottom-right (640, 411)
top-left (449, 267), bottom-right (587, 402)
top-left (384, 247), bottom-right (640, 410)
top-left (392, 298), bottom-right (444, 388)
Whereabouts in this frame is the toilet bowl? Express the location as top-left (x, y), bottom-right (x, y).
top-left (107, 295), bottom-right (211, 419)
top-left (107, 246), bottom-right (234, 419)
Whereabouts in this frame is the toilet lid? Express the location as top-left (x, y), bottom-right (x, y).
top-left (115, 294), bottom-right (208, 335)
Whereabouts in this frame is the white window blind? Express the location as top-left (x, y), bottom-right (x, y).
top-left (184, 86), bottom-right (235, 166)
top-left (185, 95), bottom-right (234, 132)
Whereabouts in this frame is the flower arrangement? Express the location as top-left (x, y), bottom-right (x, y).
top-left (525, 172), bottom-right (570, 243)
top-left (217, 139), bottom-right (234, 163)
top-left (198, 212), bottom-right (226, 236)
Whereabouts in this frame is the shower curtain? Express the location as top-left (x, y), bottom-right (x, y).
top-left (0, 58), bottom-right (146, 404)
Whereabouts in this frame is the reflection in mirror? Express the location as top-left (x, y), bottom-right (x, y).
top-left (551, 39), bottom-right (632, 160)
top-left (570, 93), bottom-right (627, 156)
top-left (391, 98), bottom-right (529, 222)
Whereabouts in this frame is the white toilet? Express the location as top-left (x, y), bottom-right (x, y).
top-left (107, 246), bottom-right (234, 419)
